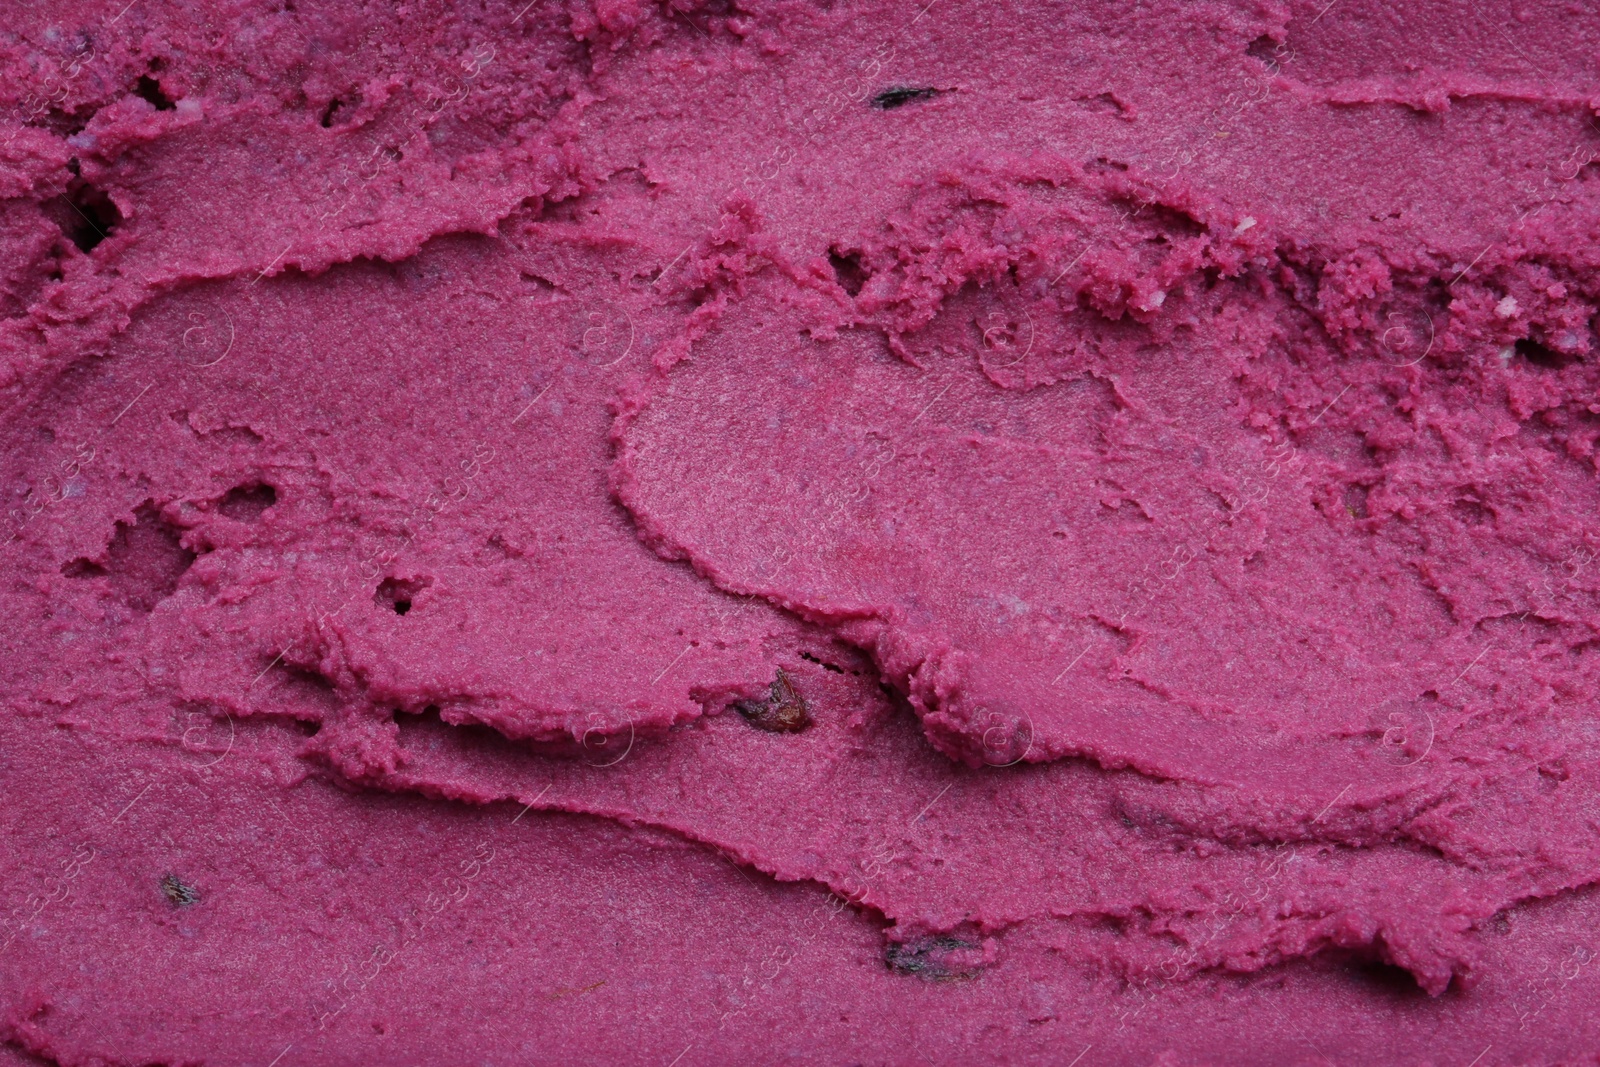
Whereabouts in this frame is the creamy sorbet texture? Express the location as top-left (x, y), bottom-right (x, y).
top-left (3, 0), bottom-right (1600, 1064)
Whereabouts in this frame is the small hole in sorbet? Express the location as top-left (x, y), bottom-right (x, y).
top-left (799, 650), bottom-right (845, 674)
top-left (133, 75), bottom-right (176, 111)
top-left (1344, 956), bottom-right (1428, 999)
top-left (1515, 337), bottom-right (1575, 369)
top-left (872, 86), bottom-right (940, 110)
top-left (61, 558), bottom-right (107, 579)
top-left (318, 96), bottom-right (356, 128)
top-left (90, 503), bottom-right (196, 613)
top-left (1246, 35), bottom-right (1287, 65)
top-left (53, 183), bottom-right (121, 253)
top-left (376, 576), bottom-right (430, 615)
top-left (828, 248), bottom-right (869, 297)
top-left (217, 483), bottom-right (277, 521)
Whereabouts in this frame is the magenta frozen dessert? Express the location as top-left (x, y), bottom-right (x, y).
top-left (4, 0), bottom-right (1600, 1063)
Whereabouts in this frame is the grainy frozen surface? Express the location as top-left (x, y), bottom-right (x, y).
top-left (4, 0), bottom-right (1600, 1063)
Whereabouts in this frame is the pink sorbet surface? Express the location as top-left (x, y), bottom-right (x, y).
top-left (4, 0), bottom-right (1600, 1064)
